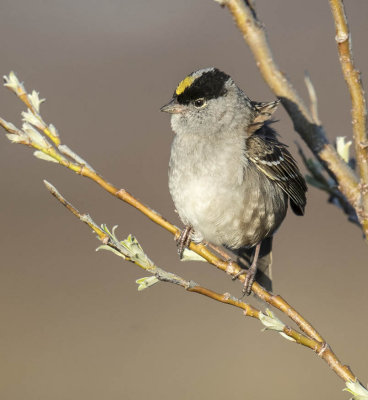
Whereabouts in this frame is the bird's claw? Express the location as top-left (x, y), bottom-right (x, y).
top-left (176, 225), bottom-right (193, 259)
top-left (231, 268), bottom-right (255, 296)
top-left (242, 269), bottom-right (257, 296)
top-left (232, 242), bottom-right (261, 296)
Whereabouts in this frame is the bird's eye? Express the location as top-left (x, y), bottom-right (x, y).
top-left (194, 98), bottom-right (206, 108)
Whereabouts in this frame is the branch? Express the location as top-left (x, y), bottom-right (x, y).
top-left (44, 179), bottom-right (359, 386)
top-left (329, 0), bottom-right (368, 233)
top-left (297, 142), bottom-right (359, 225)
top-left (215, 0), bottom-right (366, 236)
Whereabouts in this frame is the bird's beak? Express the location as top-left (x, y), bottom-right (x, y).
top-left (160, 98), bottom-right (186, 114)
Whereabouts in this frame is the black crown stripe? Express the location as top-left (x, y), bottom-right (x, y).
top-left (175, 68), bottom-right (230, 105)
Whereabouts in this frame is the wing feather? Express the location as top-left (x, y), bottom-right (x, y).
top-left (246, 134), bottom-right (307, 215)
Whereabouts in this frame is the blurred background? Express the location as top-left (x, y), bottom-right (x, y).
top-left (0, 1), bottom-right (367, 399)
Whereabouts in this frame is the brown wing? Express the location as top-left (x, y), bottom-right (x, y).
top-left (246, 133), bottom-right (307, 215)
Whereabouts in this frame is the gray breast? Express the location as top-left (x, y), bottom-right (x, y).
top-left (169, 133), bottom-right (288, 249)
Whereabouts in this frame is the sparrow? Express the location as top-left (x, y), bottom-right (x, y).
top-left (161, 67), bottom-right (307, 294)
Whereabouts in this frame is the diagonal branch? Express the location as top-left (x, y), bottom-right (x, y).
top-left (215, 0), bottom-right (326, 150)
top-left (215, 0), bottom-right (365, 235)
top-left (44, 179), bottom-right (357, 385)
top-left (329, 0), bottom-right (368, 233)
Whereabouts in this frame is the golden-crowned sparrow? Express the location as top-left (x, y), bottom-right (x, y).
top-left (161, 67), bottom-right (307, 294)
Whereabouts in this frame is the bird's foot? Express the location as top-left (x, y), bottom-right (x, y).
top-left (242, 265), bottom-right (257, 296)
top-left (231, 267), bottom-right (256, 296)
top-left (232, 243), bottom-right (261, 296)
top-left (176, 225), bottom-right (193, 259)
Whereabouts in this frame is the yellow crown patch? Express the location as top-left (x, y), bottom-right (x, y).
top-left (176, 76), bottom-right (195, 95)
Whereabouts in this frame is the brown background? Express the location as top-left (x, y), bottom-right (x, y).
top-left (0, 1), bottom-right (367, 399)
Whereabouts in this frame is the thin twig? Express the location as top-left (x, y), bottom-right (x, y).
top-left (203, 241), bottom-right (233, 261)
top-left (329, 0), bottom-right (368, 235)
top-left (44, 179), bottom-right (357, 384)
top-left (297, 143), bottom-right (359, 225)
top-left (304, 72), bottom-right (321, 125)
